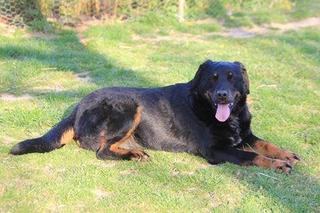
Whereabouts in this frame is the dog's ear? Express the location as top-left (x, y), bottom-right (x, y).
top-left (234, 61), bottom-right (250, 95)
top-left (191, 60), bottom-right (212, 93)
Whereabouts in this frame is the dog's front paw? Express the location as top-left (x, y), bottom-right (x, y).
top-left (130, 149), bottom-right (150, 161)
top-left (279, 150), bottom-right (300, 166)
top-left (272, 159), bottom-right (292, 174)
top-left (253, 156), bottom-right (293, 174)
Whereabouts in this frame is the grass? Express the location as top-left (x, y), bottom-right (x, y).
top-left (192, 0), bottom-right (320, 27)
top-left (0, 10), bottom-right (320, 213)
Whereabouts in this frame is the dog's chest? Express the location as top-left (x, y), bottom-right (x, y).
top-left (210, 118), bottom-right (242, 148)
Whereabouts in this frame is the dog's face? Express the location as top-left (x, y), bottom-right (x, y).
top-left (191, 60), bottom-right (249, 122)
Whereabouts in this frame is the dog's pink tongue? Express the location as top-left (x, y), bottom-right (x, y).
top-left (215, 104), bottom-right (230, 122)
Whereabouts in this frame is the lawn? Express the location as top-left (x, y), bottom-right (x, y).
top-left (0, 12), bottom-right (320, 212)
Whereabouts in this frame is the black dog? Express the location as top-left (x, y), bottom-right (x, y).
top-left (10, 60), bottom-right (299, 173)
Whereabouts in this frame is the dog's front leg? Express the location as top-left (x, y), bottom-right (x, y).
top-left (241, 134), bottom-right (300, 166)
top-left (206, 147), bottom-right (292, 174)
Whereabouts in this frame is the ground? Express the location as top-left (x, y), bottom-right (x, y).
top-left (0, 11), bottom-right (320, 213)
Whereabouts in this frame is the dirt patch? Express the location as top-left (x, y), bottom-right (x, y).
top-left (219, 17), bottom-right (320, 38)
top-left (43, 165), bottom-right (55, 176)
top-left (75, 72), bottom-right (92, 83)
top-left (208, 192), bottom-right (222, 208)
top-left (132, 32), bottom-right (208, 44)
top-left (77, 32), bottom-right (91, 46)
top-left (0, 184), bottom-right (5, 196)
top-left (133, 16), bottom-right (320, 41)
top-left (75, 19), bottom-right (108, 33)
top-left (0, 22), bottom-right (19, 37)
top-left (0, 93), bottom-right (34, 101)
top-left (120, 168), bottom-right (137, 176)
top-left (27, 32), bottom-right (58, 40)
top-left (75, 19), bottom-right (107, 46)
top-left (194, 18), bottom-right (219, 25)
top-left (93, 188), bottom-right (111, 199)
top-left (214, 26), bottom-right (269, 38)
top-left (1, 136), bottom-right (16, 145)
top-left (0, 23), bottom-right (57, 40)
top-left (218, 28), bottom-right (257, 38)
top-left (270, 17), bottom-right (320, 32)
top-left (32, 85), bottom-right (65, 92)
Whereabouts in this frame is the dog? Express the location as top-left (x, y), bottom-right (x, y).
top-left (10, 60), bottom-right (300, 173)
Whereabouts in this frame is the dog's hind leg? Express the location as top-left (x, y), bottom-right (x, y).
top-left (96, 106), bottom-right (149, 161)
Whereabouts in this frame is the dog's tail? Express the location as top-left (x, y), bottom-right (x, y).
top-left (10, 108), bottom-right (77, 155)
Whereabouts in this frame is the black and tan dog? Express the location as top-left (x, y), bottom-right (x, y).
top-left (10, 60), bottom-right (299, 173)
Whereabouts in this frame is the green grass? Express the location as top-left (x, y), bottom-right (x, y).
top-left (191, 0), bottom-right (320, 27)
top-left (0, 14), bottom-right (320, 212)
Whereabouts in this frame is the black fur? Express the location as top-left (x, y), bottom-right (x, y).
top-left (10, 109), bottom-right (76, 155)
top-left (10, 60), bottom-right (268, 166)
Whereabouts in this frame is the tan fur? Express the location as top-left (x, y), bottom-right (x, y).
top-left (252, 155), bottom-right (289, 172)
top-left (98, 130), bottom-right (106, 150)
top-left (243, 140), bottom-right (282, 158)
top-left (110, 106), bottom-right (143, 155)
top-left (60, 128), bottom-right (75, 145)
top-left (252, 155), bottom-right (274, 168)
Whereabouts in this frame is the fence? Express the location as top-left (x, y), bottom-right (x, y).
top-left (0, 0), bottom-right (294, 27)
top-left (0, 0), bottom-right (184, 27)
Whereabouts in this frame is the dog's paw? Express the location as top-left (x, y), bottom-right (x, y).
top-left (280, 150), bottom-right (300, 166)
top-left (130, 150), bottom-right (150, 161)
top-left (272, 159), bottom-right (292, 174)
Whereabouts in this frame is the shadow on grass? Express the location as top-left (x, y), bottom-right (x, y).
top-left (0, 27), bottom-right (158, 117)
top-left (220, 165), bottom-right (320, 212)
top-left (0, 29), bottom-right (155, 94)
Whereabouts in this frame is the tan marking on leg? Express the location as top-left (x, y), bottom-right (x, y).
top-left (243, 140), bottom-right (283, 158)
top-left (108, 106), bottom-right (148, 161)
top-left (60, 128), bottom-right (75, 145)
top-left (252, 155), bottom-right (274, 168)
top-left (118, 135), bottom-right (143, 150)
top-left (252, 155), bottom-right (291, 174)
top-left (109, 106), bottom-right (142, 153)
top-left (96, 106), bottom-right (148, 160)
top-left (243, 140), bottom-right (300, 165)
top-left (98, 130), bottom-right (107, 150)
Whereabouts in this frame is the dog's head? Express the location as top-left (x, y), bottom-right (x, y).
top-left (191, 60), bottom-right (249, 122)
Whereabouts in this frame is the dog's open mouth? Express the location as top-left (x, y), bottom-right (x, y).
top-left (214, 103), bottom-right (233, 122)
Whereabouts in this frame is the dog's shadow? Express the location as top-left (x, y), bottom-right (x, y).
top-left (217, 162), bottom-right (319, 211)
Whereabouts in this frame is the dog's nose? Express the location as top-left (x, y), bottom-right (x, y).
top-left (217, 90), bottom-right (228, 98)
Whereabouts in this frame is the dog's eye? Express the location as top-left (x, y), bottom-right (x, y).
top-left (212, 73), bottom-right (218, 80)
top-left (228, 72), bottom-right (233, 80)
